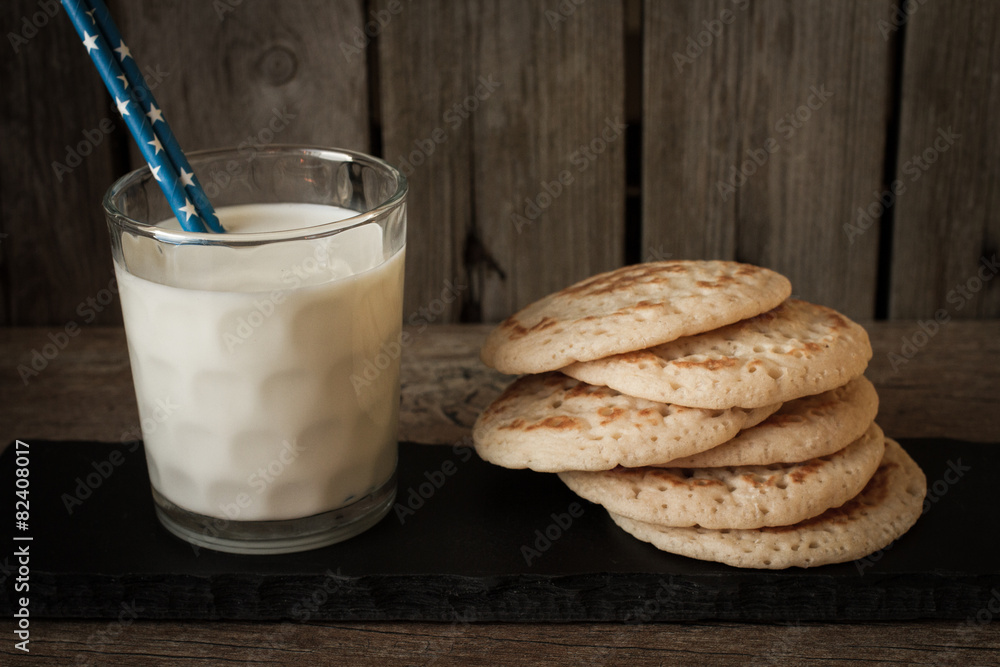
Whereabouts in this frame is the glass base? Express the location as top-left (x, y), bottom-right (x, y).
top-left (152, 472), bottom-right (397, 555)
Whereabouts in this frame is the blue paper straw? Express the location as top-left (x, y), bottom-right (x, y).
top-left (60, 0), bottom-right (220, 233)
top-left (82, 0), bottom-right (223, 233)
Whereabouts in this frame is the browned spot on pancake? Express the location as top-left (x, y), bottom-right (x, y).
top-left (616, 349), bottom-right (659, 364)
top-left (525, 415), bottom-right (583, 431)
top-left (598, 407), bottom-right (626, 425)
top-left (789, 460), bottom-right (823, 484)
top-left (695, 275), bottom-right (738, 289)
top-left (659, 264), bottom-right (688, 273)
top-left (500, 315), bottom-right (559, 339)
top-left (498, 418), bottom-right (527, 430)
top-left (565, 381), bottom-right (598, 399)
top-left (643, 469), bottom-right (725, 488)
top-left (825, 314), bottom-right (848, 335)
top-left (672, 357), bottom-right (738, 371)
top-left (741, 473), bottom-right (778, 488)
top-left (735, 264), bottom-right (763, 277)
top-left (782, 341), bottom-right (825, 356)
top-left (559, 264), bottom-right (688, 298)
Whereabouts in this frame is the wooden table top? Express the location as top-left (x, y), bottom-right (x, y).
top-left (1, 322), bottom-right (998, 665)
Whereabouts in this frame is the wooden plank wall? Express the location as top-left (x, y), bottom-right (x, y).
top-left (377, 0), bottom-right (625, 322)
top-left (1, 0), bottom-right (997, 327)
top-left (119, 1), bottom-right (370, 166)
top-left (643, 0), bottom-right (893, 321)
top-left (1, 0), bottom-right (128, 326)
top-left (889, 1), bottom-right (1000, 319)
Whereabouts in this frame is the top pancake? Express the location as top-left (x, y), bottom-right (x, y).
top-left (563, 299), bottom-right (872, 409)
top-left (480, 261), bottom-right (792, 374)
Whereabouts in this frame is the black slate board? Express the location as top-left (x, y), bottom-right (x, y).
top-left (0, 438), bottom-right (996, 622)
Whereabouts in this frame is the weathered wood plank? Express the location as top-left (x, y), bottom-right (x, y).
top-left (641, 0), bottom-right (743, 262)
top-left (117, 0), bottom-right (369, 162)
top-left (2, 321), bottom-right (998, 446)
top-left (643, 0), bottom-right (893, 320)
top-left (0, 0), bottom-right (128, 326)
top-left (889, 2), bottom-right (1000, 318)
top-left (6, 618), bottom-right (998, 665)
top-left (378, 0), bottom-right (625, 323)
top-left (471, 0), bottom-right (626, 322)
top-left (377, 0), bottom-right (476, 324)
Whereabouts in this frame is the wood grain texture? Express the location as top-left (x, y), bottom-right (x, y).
top-left (3, 618), bottom-right (998, 665)
top-left (376, 0), bottom-right (476, 324)
top-left (378, 0), bottom-right (625, 323)
top-left (889, 2), bottom-right (1000, 318)
top-left (0, 0), bottom-right (128, 327)
top-left (2, 321), bottom-right (998, 446)
top-left (117, 0), bottom-right (370, 162)
top-left (643, 0), bottom-right (893, 320)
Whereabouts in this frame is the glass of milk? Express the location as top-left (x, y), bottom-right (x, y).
top-left (103, 146), bottom-right (406, 555)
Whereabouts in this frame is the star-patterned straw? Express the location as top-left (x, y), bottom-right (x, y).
top-left (60, 0), bottom-right (222, 233)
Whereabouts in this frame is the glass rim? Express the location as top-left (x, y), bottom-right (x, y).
top-left (102, 145), bottom-right (408, 246)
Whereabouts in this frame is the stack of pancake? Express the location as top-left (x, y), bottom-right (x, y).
top-left (473, 261), bottom-right (926, 569)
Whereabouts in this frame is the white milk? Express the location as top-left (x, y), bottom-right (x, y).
top-left (116, 203), bottom-right (404, 521)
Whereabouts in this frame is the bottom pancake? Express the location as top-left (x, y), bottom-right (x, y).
top-left (609, 439), bottom-right (925, 569)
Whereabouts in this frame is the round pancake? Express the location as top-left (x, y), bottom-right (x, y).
top-left (472, 372), bottom-right (780, 472)
top-left (660, 377), bottom-right (879, 468)
top-left (609, 439), bottom-right (925, 569)
top-left (562, 299), bottom-right (872, 409)
top-left (558, 425), bottom-right (885, 529)
top-left (480, 261), bottom-right (791, 374)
